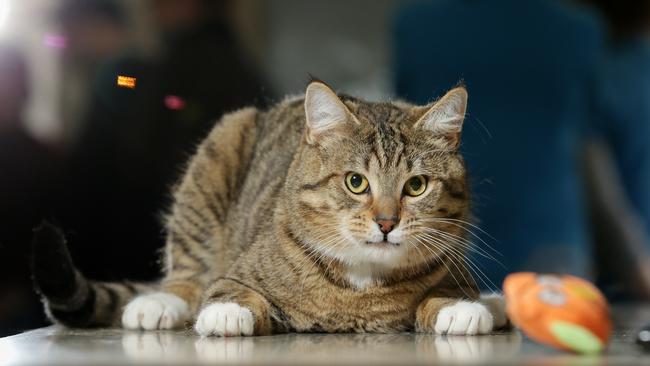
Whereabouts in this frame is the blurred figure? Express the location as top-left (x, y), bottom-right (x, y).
top-left (58, 0), bottom-right (128, 63)
top-left (56, 0), bottom-right (266, 284)
top-left (0, 47), bottom-right (58, 335)
top-left (585, 0), bottom-right (650, 298)
top-left (394, 0), bottom-right (604, 287)
top-left (147, 0), bottom-right (267, 163)
top-left (56, 0), bottom-right (130, 142)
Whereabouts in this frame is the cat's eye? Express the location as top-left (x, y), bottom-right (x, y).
top-left (345, 172), bottom-right (369, 194)
top-left (404, 175), bottom-right (427, 197)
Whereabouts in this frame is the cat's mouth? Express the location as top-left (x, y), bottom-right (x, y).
top-left (364, 233), bottom-right (401, 247)
top-left (365, 240), bottom-right (400, 247)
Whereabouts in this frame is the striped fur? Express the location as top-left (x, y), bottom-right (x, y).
top-left (35, 83), bottom-right (484, 334)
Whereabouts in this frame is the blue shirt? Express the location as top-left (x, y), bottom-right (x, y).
top-left (394, 0), bottom-right (605, 287)
top-left (597, 38), bottom-right (650, 240)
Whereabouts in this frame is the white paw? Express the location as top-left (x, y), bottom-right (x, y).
top-left (122, 292), bottom-right (190, 330)
top-left (194, 302), bottom-right (254, 337)
top-left (434, 301), bottom-right (493, 335)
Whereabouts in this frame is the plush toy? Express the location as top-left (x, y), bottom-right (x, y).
top-left (503, 272), bottom-right (612, 354)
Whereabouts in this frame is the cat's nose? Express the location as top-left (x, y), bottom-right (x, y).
top-left (374, 216), bottom-right (399, 234)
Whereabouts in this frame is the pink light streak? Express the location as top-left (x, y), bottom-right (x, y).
top-left (43, 34), bottom-right (67, 49)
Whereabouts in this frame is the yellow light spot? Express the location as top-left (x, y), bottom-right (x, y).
top-left (117, 75), bottom-right (136, 89)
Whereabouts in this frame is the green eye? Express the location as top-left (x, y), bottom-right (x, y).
top-left (404, 175), bottom-right (427, 197)
top-left (345, 172), bottom-right (369, 194)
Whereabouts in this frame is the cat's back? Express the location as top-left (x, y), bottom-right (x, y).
top-left (226, 96), bottom-right (306, 252)
top-left (251, 95), bottom-right (307, 170)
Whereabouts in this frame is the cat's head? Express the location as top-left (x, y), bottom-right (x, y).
top-left (285, 81), bottom-right (470, 275)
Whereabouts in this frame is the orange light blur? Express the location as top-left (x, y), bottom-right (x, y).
top-left (117, 75), bottom-right (136, 89)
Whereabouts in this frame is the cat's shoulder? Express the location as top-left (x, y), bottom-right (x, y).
top-left (200, 107), bottom-right (260, 148)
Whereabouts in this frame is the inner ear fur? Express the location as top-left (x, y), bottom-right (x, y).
top-left (414, 87), bottom-right (468, 148)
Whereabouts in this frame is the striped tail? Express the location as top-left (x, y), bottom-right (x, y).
top-left (31, 221), bottom-right (154, 327)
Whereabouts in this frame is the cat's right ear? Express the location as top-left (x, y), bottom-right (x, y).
top-left (304, 81), bottom-right (356, 145)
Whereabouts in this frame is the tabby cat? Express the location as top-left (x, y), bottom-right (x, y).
top-left (33, 81), bottom-right (506, 336)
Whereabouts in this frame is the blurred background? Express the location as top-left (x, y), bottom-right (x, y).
top-left (0, 0), bottom-right (649, 337)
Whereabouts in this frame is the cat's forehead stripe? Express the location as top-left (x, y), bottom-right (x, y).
top-left (375, 120), bottom-right (408, 171)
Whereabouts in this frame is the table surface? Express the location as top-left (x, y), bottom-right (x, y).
top-left (1, 305), bottom-right (649, 366)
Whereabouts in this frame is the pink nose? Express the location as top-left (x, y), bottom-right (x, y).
top-left (375, 216), bottom-right (398, 234)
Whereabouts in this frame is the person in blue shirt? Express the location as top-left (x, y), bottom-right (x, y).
top-left (592, 0), bottom-right (650, 250)
top-left (588, 0), bottom-right (650, 297)
top-left (393, 0), bottom-right (606, 289)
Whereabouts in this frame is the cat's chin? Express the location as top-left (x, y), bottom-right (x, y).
top-left (347, 242), bottom-right (407, 267)
top-left (306, 237), bottom-right (407, 268)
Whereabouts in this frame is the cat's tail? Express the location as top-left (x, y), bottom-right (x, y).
top-left (31, 221), bottom-right (155, 327)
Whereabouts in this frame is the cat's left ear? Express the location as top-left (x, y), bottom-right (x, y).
top-left (414, 87), bottom-right (467, 148)
top-left (304, 81), bottom-right (357, 145)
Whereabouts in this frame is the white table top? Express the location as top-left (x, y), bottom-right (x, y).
top-left (1, 305), bottom-right (649, 365)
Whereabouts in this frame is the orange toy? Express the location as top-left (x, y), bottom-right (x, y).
top-left (503, 272), bottom-right (612, 354)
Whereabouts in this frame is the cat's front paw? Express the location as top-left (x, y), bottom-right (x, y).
top-left (195, 302), bottom-right (254, 337)
top-left (434, 301), bottom-right (493, 335)
top-left (122, 292), bottom-right (190, 330)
